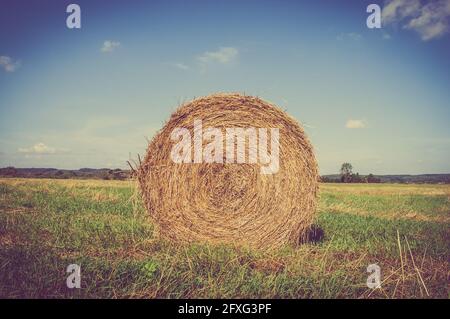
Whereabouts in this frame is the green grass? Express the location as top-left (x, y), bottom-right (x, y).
top-left (0, 178), bottom-right (448, 298)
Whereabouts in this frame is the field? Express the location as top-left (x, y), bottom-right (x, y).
top-left (0, 178), bottom-right (448, 298)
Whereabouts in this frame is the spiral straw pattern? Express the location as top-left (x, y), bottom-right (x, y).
top-left (138, 93), bottom-right (318, 249)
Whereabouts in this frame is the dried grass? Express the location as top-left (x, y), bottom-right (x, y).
top-left (137, 93), bottom-right (318, 249)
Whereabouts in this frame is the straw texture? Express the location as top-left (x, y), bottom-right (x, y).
top-left (137, 93), bottom-right (318, 249)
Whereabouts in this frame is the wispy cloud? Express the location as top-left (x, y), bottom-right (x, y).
top-left (345, 119), bottom-right (366, 129)
top-left (101, 40), bottom-right (121, 53)
top-left (18, 143), bottom-right (57, 155)
top-left (0, 55), bottom-right (21, 72)
top-left (382, 0), bottom-right (450, 41)
top-left (168, 47), bottom-right (239, 72)
top-left (336, 32), bottom-right (362, 41)
top-left (303, 123), bottom-right (316, 129)
top-left (171, 62), bottom-right (190, 70)
top-left (18, 142), bottom-right (68, 155)
top-left (382, 0), bottom-right (421, 24)
top-left (197, 47), bottom-right (238, 64)
top-left (2, 116), bottom-right (158, 168)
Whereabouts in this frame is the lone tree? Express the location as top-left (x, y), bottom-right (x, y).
top-left (340, 162), bottom-right (353, 183)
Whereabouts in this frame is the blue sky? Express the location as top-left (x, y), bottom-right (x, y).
top-left (0, 0), bottom-right (449, 174)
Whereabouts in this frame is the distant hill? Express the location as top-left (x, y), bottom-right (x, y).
top-left (0, 167), bottom-right (449, 184)
top-left (0, 167), bottom-right (131, 180)
top-left (321, 173), bottom-right (450, 184)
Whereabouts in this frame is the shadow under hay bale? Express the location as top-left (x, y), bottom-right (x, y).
top-left (296, 224), bottom-right (325, 245)
top-left (137, 93), bottom-right (318, 250)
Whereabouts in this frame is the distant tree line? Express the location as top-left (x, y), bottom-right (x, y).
top-left (1, 165), bottom-right (449, 184)
top-left (321, 162), bottom-right (381, 183)
top-left (340, 162), bottom-right (381, 183)
top-left (0, 167), bottom-right (131, 180)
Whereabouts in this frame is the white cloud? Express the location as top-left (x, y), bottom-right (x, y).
top-left (0, 56), bottom-right (21, 72)
top-left (382, 0), bottom-right (421, 24)
top-left (345, 119), bottom-right (366, 129)
top-left (197, 47), bottom-right (238, 64)
top-left (101, 40), bottom-right (121, 53)
top-left (171, 62), bottom-right (189, 70)
top-left (382, 0), bottom-right (450, 40)
top-left (18, 143), bottom-right (57, 154)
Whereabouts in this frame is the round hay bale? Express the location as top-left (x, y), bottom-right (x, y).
top-left (137, 93), bottom-right (318, 249)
